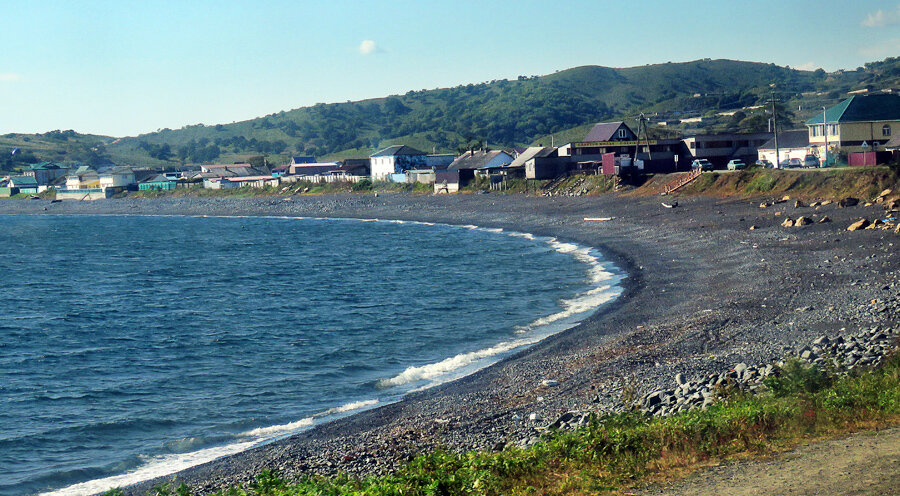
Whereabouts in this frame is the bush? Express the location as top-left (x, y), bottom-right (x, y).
top-left (764, 359), bottom-right (834, 398)
top-left (351, 179), bottom-right (373, 191)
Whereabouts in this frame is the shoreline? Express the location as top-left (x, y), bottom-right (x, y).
top-left (2, 192), bottom-right (898, 495)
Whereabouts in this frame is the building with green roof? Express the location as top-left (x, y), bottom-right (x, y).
top-left (806, 93), bottom-right (900, 157)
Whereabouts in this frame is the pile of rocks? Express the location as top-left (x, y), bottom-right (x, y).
top-left (636, 326), bottom-right (897, 417)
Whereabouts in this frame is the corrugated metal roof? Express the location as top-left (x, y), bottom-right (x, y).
top-left (370, 145), bottom-right (426, 157)
top-left (447, 150), bottom-right (513, 170)
top-left (806, 94), bottom-right (900, 125)
top-left (758, 130), bottom-right (810, 150)
top-left (584, 122), bottom-right (632, 141)
top-left (508, 147), bottom-right (556, 168)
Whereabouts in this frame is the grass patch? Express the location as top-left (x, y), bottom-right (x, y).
top-left (123, 350), bottom-right (900, 496)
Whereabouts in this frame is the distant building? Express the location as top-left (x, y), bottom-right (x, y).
top-left (559, 122), bottom-right (690, 174)
top-left (369, 145), bottom-right (427, 180)
top-left (98, 167), bottom-right (136, 189)
top-left (8, 176), bottom-right (38, 194)
top-left (65, 167), bottom-right (100, 190)
top-left (757, 130), bottom-right (810, 165)
top-left (289, 156), bottom-right (316, 166)
top-left (23, 162), bottom-right (68, 185)
top-left (682, 132), bottom-right (772, 168)
top-left (139, 174), bottom-right (177, 191)
top-left (508, 147), bottom-right (566, 180)
top-left (806, 94), bottom-right (900, 156)
top-left (446, 150), bottom-right (515, 185)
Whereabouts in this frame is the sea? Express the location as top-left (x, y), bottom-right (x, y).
top-left (0, 214), bottom-right (624, 496)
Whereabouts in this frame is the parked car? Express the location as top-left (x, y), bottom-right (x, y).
top-left (802, 155), bottom-right (820, 168)
top-left (726, 159), bottom-right (747, 170)
top-left (779, 158), bottom-right (802, 168)
top-left (755, 159), bottom-right (774, 168)
top-left (691, 159), bottom-right (714, 171)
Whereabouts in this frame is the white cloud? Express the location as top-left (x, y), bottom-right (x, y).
top-left (0, 73), bottom-right (22, 82)
top-left (795, 62), bottom-right (820, 71)
top-left (861, 5), bottom-right (900, 27)
top-left (359, 40), bottom-right (377, 55)
top-left (859, 38), bottom-right (900, 59)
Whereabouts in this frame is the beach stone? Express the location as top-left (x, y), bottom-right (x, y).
top-left (675, 373), bottom-right (687, 385)
top-left (781, 218), bottom-right (795, 228)
top-left (839, 197), bottom-right (860, 208)
top-left (819, 215), bottom-right (832, 223)
top-left (848, 219), bottom-right (870, 231)
top-left (541, 379), bottom-right (559, 387)
top-left (795, 216), bottom-right (812, 226)
top-left (794, 199), bottom-right (806, 208)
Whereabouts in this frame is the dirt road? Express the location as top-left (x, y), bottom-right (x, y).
top-left (640, 427), bottom-right (900, 496)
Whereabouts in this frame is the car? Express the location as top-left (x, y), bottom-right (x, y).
top-left (691, 159), bottom-right (714, 171)
top-left (726, 159), bottom-right (747, 170)
top-left (802, 155), bottom-right (820, 168)
top-left (755, 159), bottom-right (774, 168)
top-left (779, 158), bottom-right (802, 168)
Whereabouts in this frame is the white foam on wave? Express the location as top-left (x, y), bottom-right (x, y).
top-left (39, 439), bottom-right (258, 496)
top-left (379, 234), bottom-right (623, 389)
top-left (240, 416), bottom-right (315, 438)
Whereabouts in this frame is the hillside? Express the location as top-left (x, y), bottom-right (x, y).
top-left (4, 57), bottom-right (900, 170)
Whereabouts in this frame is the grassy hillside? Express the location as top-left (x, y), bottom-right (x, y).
top-left (5, 57), bottom-right (900, 169)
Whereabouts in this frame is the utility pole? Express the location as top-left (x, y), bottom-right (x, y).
top-left (822, 106), bottom-right (828, 167)
top-left (772, 91), bottom-right (780, 168)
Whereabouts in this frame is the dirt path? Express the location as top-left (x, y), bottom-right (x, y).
top-left (639, 427), bottom-right (900, 496)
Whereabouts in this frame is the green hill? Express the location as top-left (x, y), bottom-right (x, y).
top-left (5, 57), bottom-right (900, 169)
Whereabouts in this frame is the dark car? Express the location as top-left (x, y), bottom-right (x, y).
top-left (691, 159), bottom-right (714, 171)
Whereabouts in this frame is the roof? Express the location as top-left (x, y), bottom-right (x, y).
top-left (370, 145), bottom-right (426, 157)
top-left (27, 161), bottom-right (63, 170)
top-left (447, 150), bottom-right (513, 171)
top-left (291, 156), bottom-right (316, 164)
top-left (584, 122), bottom-right (632, 141)
top-left (884, 133), bottom-right (900, 149)
top-left (141, 174), bottom-right (174, 183)
top-left (10, 176), bottom-right (38, 187)
top-left (758, 130), bottom-right (810, 150)
top-left (225, 175), bottom-right (278, 182)
top-left (508, 147), bottom-right (557, 168)
top-left (806, 94), bottom-right (900, 125)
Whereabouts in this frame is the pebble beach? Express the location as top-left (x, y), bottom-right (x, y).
top-left (2, 191), bottom-right (898, 494)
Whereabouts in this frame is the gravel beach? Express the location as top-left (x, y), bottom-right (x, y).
top-left (3, 191), bottom-right (898, 494)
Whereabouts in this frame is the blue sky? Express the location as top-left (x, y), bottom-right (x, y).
top-left (1, 0), bottom-right (897, 137)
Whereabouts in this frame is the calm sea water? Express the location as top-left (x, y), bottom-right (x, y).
top-left (0, 214), bottom-right (623, 496)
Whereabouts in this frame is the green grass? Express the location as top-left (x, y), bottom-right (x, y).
top-left (117, 348), bottom-right (900, 496)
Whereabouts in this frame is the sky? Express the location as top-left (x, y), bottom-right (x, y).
top-left (1, 0), bottom-right (898, 137)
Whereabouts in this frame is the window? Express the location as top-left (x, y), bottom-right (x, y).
top-left (617, 128), bottom-right (627, 138)
top-left (883, 125), bottom-right (891, 137)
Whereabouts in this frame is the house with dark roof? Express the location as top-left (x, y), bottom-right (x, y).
top-left (23, 161), bottom-right (68, 185)
top-left (139, 174), bottom-right (177, 191)
top-left (806, 94), bottom-right (900, 156)
top-left (369, 145), bottom-right (427, 180)
top-left (558, 122), bottom-right (692, 173)
top-left (290, 156), bottom-right (316, 166)
top-left (444, 150), bottom-right (515, 185)
top-left (757, 130), bottom-right (811, 165)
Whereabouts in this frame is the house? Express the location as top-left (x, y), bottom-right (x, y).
top-left (425, 154), bottom-right (455, 170)
top-left (369, 145), bottom-right (427, 180)
top-left (8, 176), bottom-right (38, 194)
top-left (446, 150), bottom-right (515, 185)
top-left (23, 162), bottom-right (68, 185)
top-left (509, 147), bottom-right (567, 180)
top-left (289, 156), bottom-right (316, 166)
top-left (66, 166), bottom-right (100, 190)
top-left (287, 162), bottom-right (341, 176)
top-left (203, 175), bottom-right (280, 190)
top-left (434, 171), bottom-right (460, 194)
top-left (559, 122), bottom-right (690, 173)
top-left (806, 94), bottom-right (900, 159)
top-left (757, 130), bottom-right (811, 166)
top-left (98, 167), bottom-right (135, 189)
top-left (139, 174), bottom-right (177, 191)
top-left (682, 132), bottom-right (773, 168)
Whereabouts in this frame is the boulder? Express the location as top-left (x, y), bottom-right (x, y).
top-left (759, 202), bottom-right (771, 209)
top-left (781, 218), bottom-right (795, 227)
top-left (794, 199), bottom-right (807, 208)
top-left (847, 219), bottom-right (870, 231)
top-left (839, 197), bottom-right (859, 208)
top-left (675, 373), bottom-right (687, 385)
top-left (818, 216), bottom-right (832, 223)
top-left (795, 216), bottom-right (812, 226)
top-left (878, 188), bottom-right (893, 199)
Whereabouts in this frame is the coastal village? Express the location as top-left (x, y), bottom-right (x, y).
top-left (3, 93), bottom-right (900, 199)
